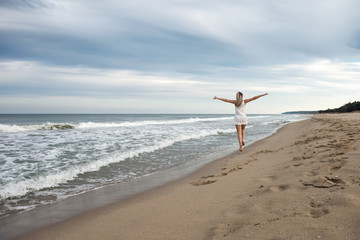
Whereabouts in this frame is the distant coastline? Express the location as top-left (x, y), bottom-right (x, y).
top-left (282, 111), bottom-right (318, 114)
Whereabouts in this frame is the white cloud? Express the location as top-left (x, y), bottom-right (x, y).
top-left (0, 61), bottom-right (213, 99)
top-left (1, 1), bottom-right (360, 113)
top-left (2, 58), bottom-right (358, 114)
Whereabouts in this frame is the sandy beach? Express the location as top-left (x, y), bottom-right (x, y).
top-left (16, 113), bottom-right (360, 240)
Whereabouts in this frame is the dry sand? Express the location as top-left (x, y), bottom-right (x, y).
top-left (17, 113), bottom-right (360, 240)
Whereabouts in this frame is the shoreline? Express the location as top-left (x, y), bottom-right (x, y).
top-left (1, 142), bottom-right (240, 239)
top-left (0, 147), bottom-right (236, 240)
top-left (0, 115), bottom-right (298, 239)
top-left (5, 113), bottom-right (360, 239)
top-left (0, 113), bottom-right (295, 220)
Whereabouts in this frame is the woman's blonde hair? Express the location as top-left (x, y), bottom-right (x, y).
top-left (235, 92), bottom-right (243, 107)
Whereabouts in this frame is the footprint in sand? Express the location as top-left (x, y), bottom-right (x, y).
top-left (216, 173), bottom-right (228, 177)
top-left (308, 199), bottom-right (330, 218)
top-left (308, 193), bottom-right (356, 219)
top-left (303, 176), bottom-right (346, 188)
top-left (227, 166), bottom-right (242, 173)
top-left (292, 156), bottom-right (302, 161)
top-left (329, 162), bottom-right (346, 172)
top-left (302, 170), bottom-right (319, 177)
top-left (283, 163), bottom-right (303, 169)
top-left (314, 144), bottom-right (328, 149)
top-left (292, 163), bottom-right (303, 167)
top-left (309, 206), bottom-right (330, 218)
top-left (191, 178), bottom-right (217, 186)
top-left (191, 165), bottom-right (244, 186)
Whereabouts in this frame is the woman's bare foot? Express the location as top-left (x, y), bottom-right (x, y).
top-left (242, 141), bottom-right (245, 146)
top-left (239, 146), bottom-right (243, 152)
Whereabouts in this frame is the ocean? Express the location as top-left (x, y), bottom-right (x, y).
top-left (0, 114), bottom-right (310, 218)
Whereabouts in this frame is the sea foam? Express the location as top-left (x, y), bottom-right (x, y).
top-left (0, 127), bottom-right (234, 200)
top-left (0, 117), bottom-right (233, 133)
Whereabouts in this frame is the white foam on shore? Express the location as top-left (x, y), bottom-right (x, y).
top-left (0, 128), bottom-right (234, 200)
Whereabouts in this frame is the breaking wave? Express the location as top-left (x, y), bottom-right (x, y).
top-left (0, 128), bottom-right (234, 200)
top-left (0, 117), bottom-right (232, 133)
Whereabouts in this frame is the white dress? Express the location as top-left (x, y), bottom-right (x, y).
top-left (234, 101), bottom-right (247, 125)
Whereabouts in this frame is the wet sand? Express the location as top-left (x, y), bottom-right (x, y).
top-left (15, 113), bottom-right (360, 239)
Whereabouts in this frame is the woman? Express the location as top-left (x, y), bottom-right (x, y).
top-left (214, 92), bottom-right (268, 152)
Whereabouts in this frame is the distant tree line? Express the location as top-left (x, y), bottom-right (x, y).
top-left (319, 101), bottom-right (360, 113)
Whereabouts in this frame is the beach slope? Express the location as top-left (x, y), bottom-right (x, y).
top-left (18, 113), bottom-right (360, 240)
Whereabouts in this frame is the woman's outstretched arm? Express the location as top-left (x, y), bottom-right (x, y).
top-left (213, 96), bottom-right (235, 104)
top-left (244, 93), bottom-right (268, 104)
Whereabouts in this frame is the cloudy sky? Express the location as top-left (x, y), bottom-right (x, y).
top-left (1, 0), bottom-right (360, 114)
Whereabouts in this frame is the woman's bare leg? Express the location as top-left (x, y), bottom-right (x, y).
top-left (241, 125), bottom-right (246, 146)
top-left (235, 125), bottom-right (243, 152)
